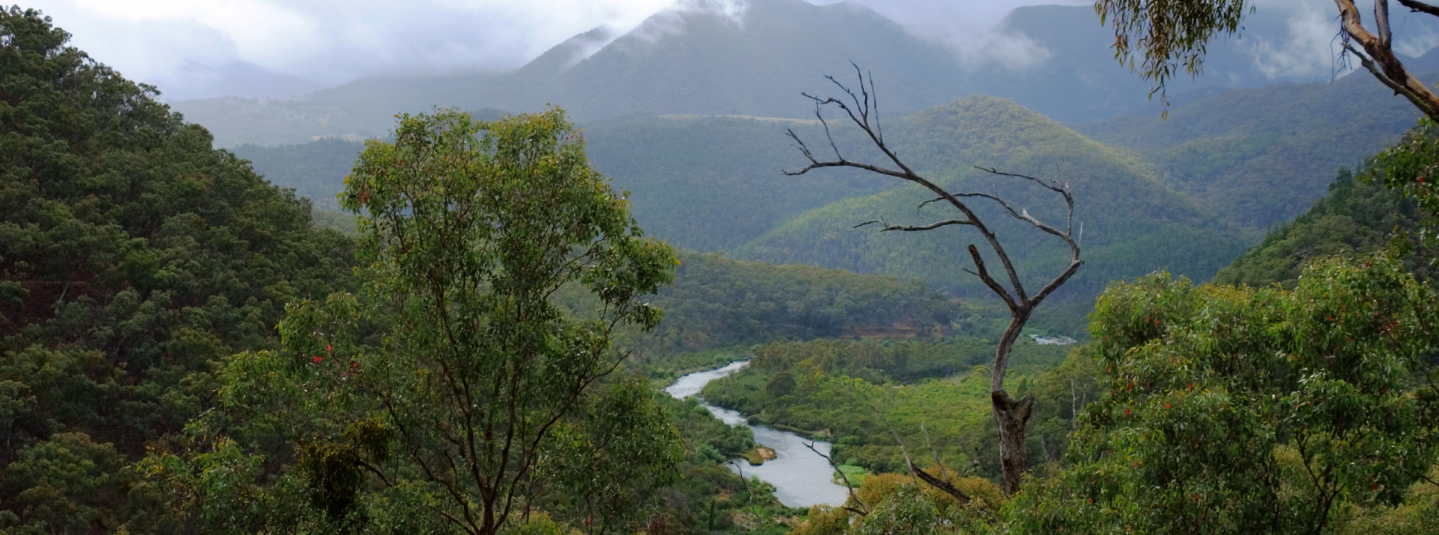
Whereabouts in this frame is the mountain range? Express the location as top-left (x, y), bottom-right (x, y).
top-left (176, 0), bottom-right (1439, 148)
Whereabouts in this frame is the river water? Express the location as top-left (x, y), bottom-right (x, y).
top-left (664, 361), bottom-right (850, 508)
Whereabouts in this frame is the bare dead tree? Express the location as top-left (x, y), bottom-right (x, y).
top-left (784, 65), bottom-right (1082, 494)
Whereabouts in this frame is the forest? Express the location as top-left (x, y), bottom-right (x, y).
top-left (4, 1), bottom-right (1439, 534)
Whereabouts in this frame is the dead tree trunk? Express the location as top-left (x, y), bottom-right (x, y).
top-left (785, 65), bottom-right (1082, 495)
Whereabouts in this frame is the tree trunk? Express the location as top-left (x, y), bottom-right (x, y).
top-left (993, 389), bottom-right (1035, 495)
top-left (991, 313), bottom-right (1034, 495)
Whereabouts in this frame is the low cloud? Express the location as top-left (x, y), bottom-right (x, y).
top-left (814, 0), bottom-right (1081, 71)
top-left (622, 0), bottom-right (749, 45)
top-left (1245, 3), bottom-right (1346, 80)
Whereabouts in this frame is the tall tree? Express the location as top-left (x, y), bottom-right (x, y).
top-left (237, 108), bottom-right (679, 534)
top-left (784, 68), bottom-right (1083, 495)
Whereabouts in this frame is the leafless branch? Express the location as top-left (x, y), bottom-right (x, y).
top-left (871, 404), bottom-right (973, 504)
top-left (803, 440), bottom-right (868, 515)
top-left (1398, 0), bottom-right (1439, 17)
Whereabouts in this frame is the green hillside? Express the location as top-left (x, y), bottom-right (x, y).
top-left (0, 9), bottom-right (355, 531)
top-left (733, 96), bottom-right (1249, 328)
top-left (585, 114), bottom-right (901, 251)
top-left (1212, 168), bottom-right (1437, 288)
top-left (232, 137), bottom-right (365, 210)
top-left (1076, 66), bottom-right (1439, 231)
top-left (617, 251), bottom-right (973, 376)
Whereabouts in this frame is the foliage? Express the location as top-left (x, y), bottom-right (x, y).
top-left (793, 473), bottom-right (1004, 535)
top-left (143, 108), bottom-right (685, 534)
top-left (622, 251), bottom-right (964, 359)
top-left (1368, 116), bottom-right (1439, 266)
top-left (1213, 168), bottom-right (1437, 288)
top-left (1009, 255), bottom-right (1439, 533)
top-left (1095, 0), bottom-right (1249, 106)
top-left (0, 8), bottom-right (354, 532)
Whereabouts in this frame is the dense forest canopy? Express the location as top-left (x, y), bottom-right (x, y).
top-left (0, 7), bottom-right (358, 533)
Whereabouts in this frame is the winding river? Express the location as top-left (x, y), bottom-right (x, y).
top-left (664, 361), bottom-right (850, 508)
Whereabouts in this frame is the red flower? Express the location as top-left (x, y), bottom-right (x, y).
top-left (1124, 408), bottom-right (1130, 416)
top-left (313, 356), bottom-right (323, 363)
top-left (327, 344), bottom-right (333, 352)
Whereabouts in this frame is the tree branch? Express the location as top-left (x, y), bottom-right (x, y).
top-left (803, 440), bottom-right (868, 515)
top-left (1337, 0), bottom-right (1439, 120)
top-left (1397, 0), bottom-right (1439, 17)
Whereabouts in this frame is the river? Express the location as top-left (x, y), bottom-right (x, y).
top-left (664, 361), bottom-right (850, 508)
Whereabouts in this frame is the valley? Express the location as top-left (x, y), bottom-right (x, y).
top-left (6, 0), bottom-right (1439, 533)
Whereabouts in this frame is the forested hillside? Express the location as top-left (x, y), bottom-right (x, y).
top-left (628, 252), bottom-right (965, 359)
top-left (0, 9), bottom-right (355, 532)
top-left (232, 137), bottom-right (365, 210)
top-left (1077, 61), bottom-right (1439, 231)
top-left (1213, 168), bottom-right (1437, 287)
top-left (732, 96), bottom-right (1248, 327)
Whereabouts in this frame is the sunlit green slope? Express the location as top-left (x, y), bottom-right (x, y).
top-left (733, 96), bottom-right (1249, 306)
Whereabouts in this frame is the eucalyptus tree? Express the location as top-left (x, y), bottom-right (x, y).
top-left (203, 108), bottom-right (682, 535)
top-left (1009, 255), bottom-right (1439, 533)
top-left (784, 68), bottom-right (1083, 495)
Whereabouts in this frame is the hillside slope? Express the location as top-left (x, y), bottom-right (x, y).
top-left (733, 96), bottom-right (1249, 310)
top-left (1076, 61), bottom-right (1439, 231)
top-left (1211, 169), bottom-right (1436, 288)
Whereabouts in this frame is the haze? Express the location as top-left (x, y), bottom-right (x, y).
top-left (21, 0), bottom-right (1389, 102)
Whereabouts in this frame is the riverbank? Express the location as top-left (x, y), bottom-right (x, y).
top-left (665, 361), bottom-right (850, 508)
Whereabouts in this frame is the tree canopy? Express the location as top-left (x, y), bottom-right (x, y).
top-left (0, 7), bottom-right (354, 532)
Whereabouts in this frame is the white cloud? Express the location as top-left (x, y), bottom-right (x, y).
top-left (1245, 3), bottom-right (1344, 80)
top-left (810, 0), bottom-right (1085, 71)
top-left (27, 0), bottom-right (680, 98)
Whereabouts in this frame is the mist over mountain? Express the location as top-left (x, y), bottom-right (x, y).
top-left (172, 0), bottom-right (1439, 148)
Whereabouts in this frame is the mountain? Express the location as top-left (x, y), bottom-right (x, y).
top-left (1211, 168), bottom-right (1437, 288)
top-left (731, 96), bottom-right (1250, 324)
top-left (171, 0), bottom-right (1439, 148)
top-left (1076, 60), bottom-right (1439, 232)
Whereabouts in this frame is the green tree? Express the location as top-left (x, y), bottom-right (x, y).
top-left (1009, 254), bottom-right (1439, 533)
top-left (187, 108), bottom-right (683, 535)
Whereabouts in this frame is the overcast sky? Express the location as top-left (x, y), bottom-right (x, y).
top-left (25, 0), bottom-right (1092, 101)
top-left (20, 0), bottom-right (1426, 102)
